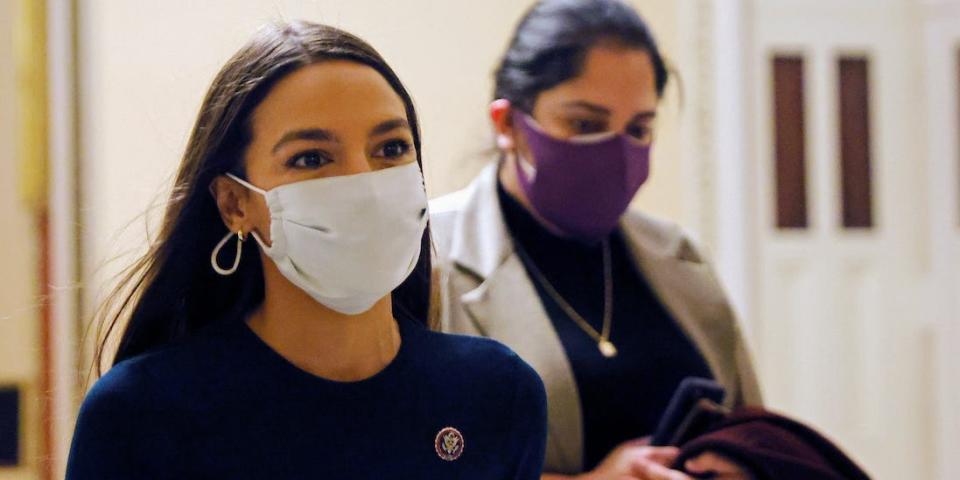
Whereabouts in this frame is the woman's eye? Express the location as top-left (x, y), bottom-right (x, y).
top-left (375, 139), bottom-right (413, 159)
top-left (570, 119), bottom-right (607, 134)
top-left (286, 151), bottom-right (331, 169)
top-left (626, 124), bottom-right (652, 142)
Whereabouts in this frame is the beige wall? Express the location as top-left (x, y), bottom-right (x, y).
top-left (630, 0), bottom-right (685, 225)
top-left (79, 0), bottom-right (686, 310)
top-left (0, 0), bottom-right (41, 477)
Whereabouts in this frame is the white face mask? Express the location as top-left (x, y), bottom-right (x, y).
top-left (225, 162), bottom-right (428, 315)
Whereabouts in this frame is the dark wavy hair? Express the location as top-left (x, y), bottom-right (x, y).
top-left (494, 0), bottom-right (669, 113)
top-left (93, 21), bottom-right (434, 375)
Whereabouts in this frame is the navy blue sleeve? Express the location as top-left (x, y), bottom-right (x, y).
top-left (508, 356), bottom-right (548, 480)
top-left (66, 364), bottom-right (177, 479)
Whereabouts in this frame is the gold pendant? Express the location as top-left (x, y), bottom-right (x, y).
top-left (598, 340), bottom-right (618, 358)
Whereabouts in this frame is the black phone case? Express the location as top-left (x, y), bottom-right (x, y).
top-left (651, 377), bottom-right (726, 446)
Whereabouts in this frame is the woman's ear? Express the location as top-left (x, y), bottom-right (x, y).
top-left (490, 98), bottom-right (516, 151)
top-left (210, 176), bottom-right (251, 234)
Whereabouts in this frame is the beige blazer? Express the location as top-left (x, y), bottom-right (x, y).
top-left (429, 164), bottom-right (762, 474)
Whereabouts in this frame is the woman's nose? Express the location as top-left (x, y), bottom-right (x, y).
top-left (340, 150), bottom-right (374, 175)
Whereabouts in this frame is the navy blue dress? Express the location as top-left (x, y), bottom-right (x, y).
top-left (67, 314), bottom-right (547, 479)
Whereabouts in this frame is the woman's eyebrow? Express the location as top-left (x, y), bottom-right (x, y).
top-left (272, 128), bottom-right (339, 154)
top-left (369, 118), bottom-right (410, 137)
top-left (631, 111), bottom-right (657, 122)
top-left (561, 100), bottom-right (611, 115)
top-left (561, 101), bottom-right (657, 121)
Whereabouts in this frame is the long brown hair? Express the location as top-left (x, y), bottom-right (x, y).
top-left (93, 21), bottom-right (434, 376)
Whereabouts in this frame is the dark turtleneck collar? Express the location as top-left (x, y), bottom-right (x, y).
top-left (495, 174), bottom-right (611, 265)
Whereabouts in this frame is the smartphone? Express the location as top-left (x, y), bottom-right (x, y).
top-left (650, 377), bottom-right (726, 446)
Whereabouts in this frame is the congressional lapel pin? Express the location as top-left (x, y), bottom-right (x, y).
top-left (434, 426), bottom-right (464, 461)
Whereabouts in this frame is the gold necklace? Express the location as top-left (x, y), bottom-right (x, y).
top-left (514, 239), bottom-right (617, 358)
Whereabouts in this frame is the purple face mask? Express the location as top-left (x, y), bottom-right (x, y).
top-left (513, 113), bottom-right (651, 240)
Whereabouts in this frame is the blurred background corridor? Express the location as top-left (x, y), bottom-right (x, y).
top-left (1, 0), bottom-right (958, 478)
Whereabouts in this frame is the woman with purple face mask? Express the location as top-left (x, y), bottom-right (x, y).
top-left (431, 1), bottom-right (763, 479)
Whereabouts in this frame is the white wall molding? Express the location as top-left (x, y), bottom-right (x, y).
top-left (47, 0), bottom-right (80, 476)
top-left (920, 7), bottom-right (960, 478)
top-left (677, 0), bottom-right (755, 338)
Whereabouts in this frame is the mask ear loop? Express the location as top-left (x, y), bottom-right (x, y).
top-left (225, 173), bottom-right (267, 195)
top-left (211, 230), bottom-right (245, 276)
top-left (508, 113), bottom-right (540, 181)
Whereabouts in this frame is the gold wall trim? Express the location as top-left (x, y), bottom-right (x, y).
top-left (15, 0), bottom-right (49, 211)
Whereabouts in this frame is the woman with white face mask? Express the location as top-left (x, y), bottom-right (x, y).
top-left (67, 21), bottom-right (546, 479)
top-left (431, 1), bottom-right (762, 479)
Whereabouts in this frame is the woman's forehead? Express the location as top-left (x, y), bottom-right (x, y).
top-left (538, 46), bottom-right (658, 114)
top-left (251, 61), bottom-right (407, 137)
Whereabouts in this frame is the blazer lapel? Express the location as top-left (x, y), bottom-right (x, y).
top-left (447, 164), bottom-right (584, 474)
top-left (619, 216), bottom-right (740, 405)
